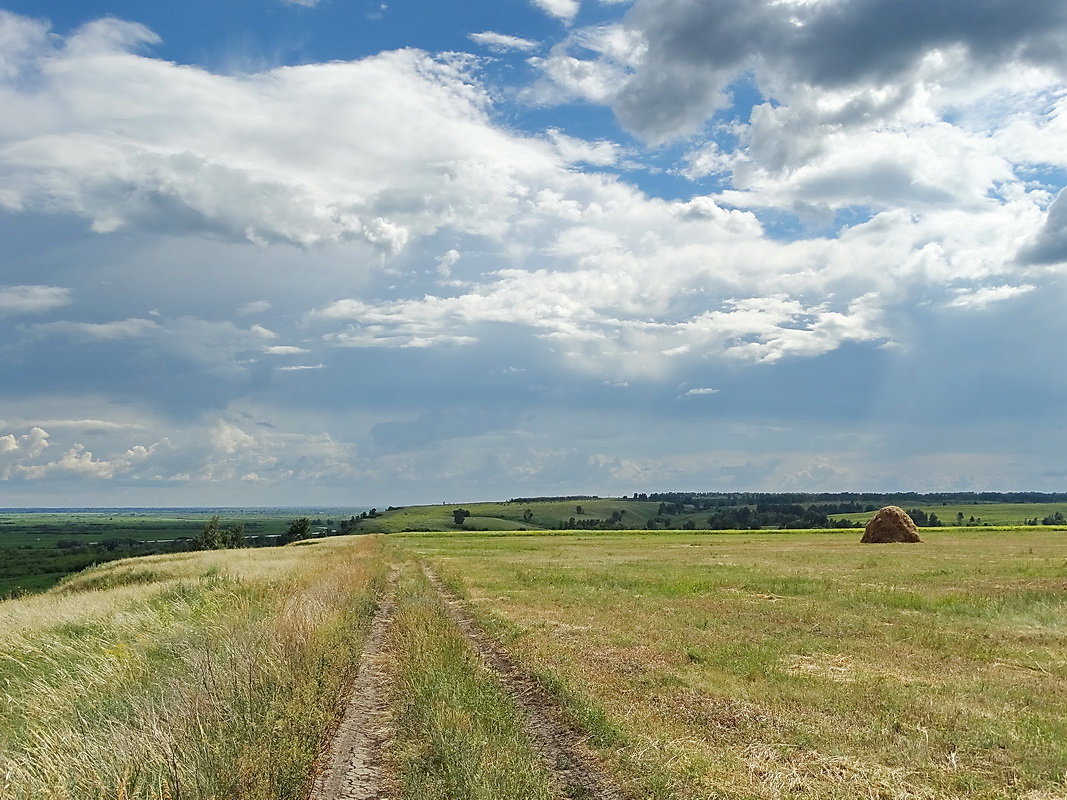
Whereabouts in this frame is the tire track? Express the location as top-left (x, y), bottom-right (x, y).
top-left (420, 563), bottom-right (627, 800)
top-left (310, 567), bottom-right (398, 800)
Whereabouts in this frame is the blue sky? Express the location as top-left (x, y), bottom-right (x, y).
top-left (1, 0), bottom-right (1066, 506)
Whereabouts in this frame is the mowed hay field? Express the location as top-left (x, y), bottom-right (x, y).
top-left (0, 536), bottom-right (388, 800)
top-left (391, 530), bottom-right (1067, 800)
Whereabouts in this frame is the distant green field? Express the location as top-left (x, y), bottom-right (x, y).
top-left (830, 502), bottom-right (1067, 527)
top-left (0, 507), bottom-right (367, 596)
top-left (357, 498), bottom-right (660, 532)
top-left (363, 498), bottom-right (1067, 536)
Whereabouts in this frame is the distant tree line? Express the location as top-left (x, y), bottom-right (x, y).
top-left (700, 504), bottom-right (861, 530)
top-left (559, 509), bottom-right (628, 530)
top-left (1023, 511), bottom-right (1066, 526)
top-left (507, 495), bottom-right (600, 503)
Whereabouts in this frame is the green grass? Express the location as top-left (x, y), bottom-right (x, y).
top-left (357, 499), bottom-right (660, 533)
top-left (388, 560), bottom-right (559, 800)
top-left (368, 499), bottom-right (1067, 536)
top-left (830, 502), bottom-right (1067, 527)
top-left (391, 529), bottom-right (1067, 800)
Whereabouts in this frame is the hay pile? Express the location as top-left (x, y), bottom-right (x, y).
top-left (861, 506), bottom-right (921, 543)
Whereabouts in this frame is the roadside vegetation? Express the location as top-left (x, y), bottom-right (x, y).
top-left (387, 559), bottom-right (559, 800)
top-left (392, 529), bottom-right (1067, 799)
top-left (0, 536), bottom-right (387, 800)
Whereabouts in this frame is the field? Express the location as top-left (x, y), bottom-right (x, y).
top-left (0, 507), bottom-right (366, 596)
top-left (355, 498), bottom-right (661, 532)
top-left (829, 502), bottom-right (1067, 527)
top-left (390, 528), bottom-right (1067, 799)
top-left (362, 498), bottom-right (1067, 535)
top-left (1, 526), bottom-right (1064, 799)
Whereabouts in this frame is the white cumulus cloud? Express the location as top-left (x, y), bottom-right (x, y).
top-left (531, 0), bottom-right (580, 21)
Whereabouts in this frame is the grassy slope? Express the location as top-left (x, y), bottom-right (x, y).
top-left (0, 536), bottom-right (388, 800)
top-left (360, 499), bottom-right (666, 533)
top-left (392, 529), bottom-right (1067, 800)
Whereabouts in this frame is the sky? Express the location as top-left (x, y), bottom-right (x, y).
top-left (1, 0), bottom-right (1066, 507)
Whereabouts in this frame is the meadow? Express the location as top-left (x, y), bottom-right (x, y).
top-left (1, 524), bottom-right (1064, 799)
top-left (390, 528), bottom-right (1067, 799)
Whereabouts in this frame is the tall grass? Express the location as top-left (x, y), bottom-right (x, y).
top-left (0, 537), bottom-right (387, 800)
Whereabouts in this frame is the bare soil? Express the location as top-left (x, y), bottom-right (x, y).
top-left (309, 567), bottom-right (398, 800)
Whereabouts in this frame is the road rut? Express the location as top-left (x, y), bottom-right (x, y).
top-left (309, 568), bottom-right (397, 800)
top-left (421, 564), bottom-right (627, 800)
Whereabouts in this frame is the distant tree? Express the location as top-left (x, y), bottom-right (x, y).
top-left (192, 515), bottom-right (224, 550)
top-left (280, 517), bottom-right (312, 545)
top-left (223, 522), bottom-right (245, 549)
top-left (452, 508), bottom-right (470, 526)
top-left (956, 512), bottom-right (965, 526)
top-left (927, 512), bottom-right (942, 527)
top-left (683, 519), bottom-right (695, 530)
top-left (523, 509), bottom-right (533, 522)
top-left (576, 505), bottom-right (584, 515)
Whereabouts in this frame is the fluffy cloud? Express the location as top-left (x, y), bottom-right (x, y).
top-left (552, 0), bottom-right (1067, 143)
top-left (531, 0), bottom-right (581, 22)
top-left (2, 9), bottom-right (1050, 383)
top-left (0, 427), bottom-right (49, 459)
top-left (0, 416), bottom-right (357, 487)
top-left (0, 13), bottom-right (575, 255)
top-left (18, 444), bottom-right (118, 479)
top-left (0, 285), bottom-right (72, 317)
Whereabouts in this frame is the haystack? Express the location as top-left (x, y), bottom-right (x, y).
top-left (861, 506), bottom-right (921, 543)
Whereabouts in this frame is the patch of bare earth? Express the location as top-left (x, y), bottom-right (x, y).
top-left (421, 564), bottom-right (628, 800)
top-left (309, 568), bottom-right (398, 800)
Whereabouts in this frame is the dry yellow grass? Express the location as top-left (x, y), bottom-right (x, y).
top-left (0, 536), bottom-right (388, 800)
